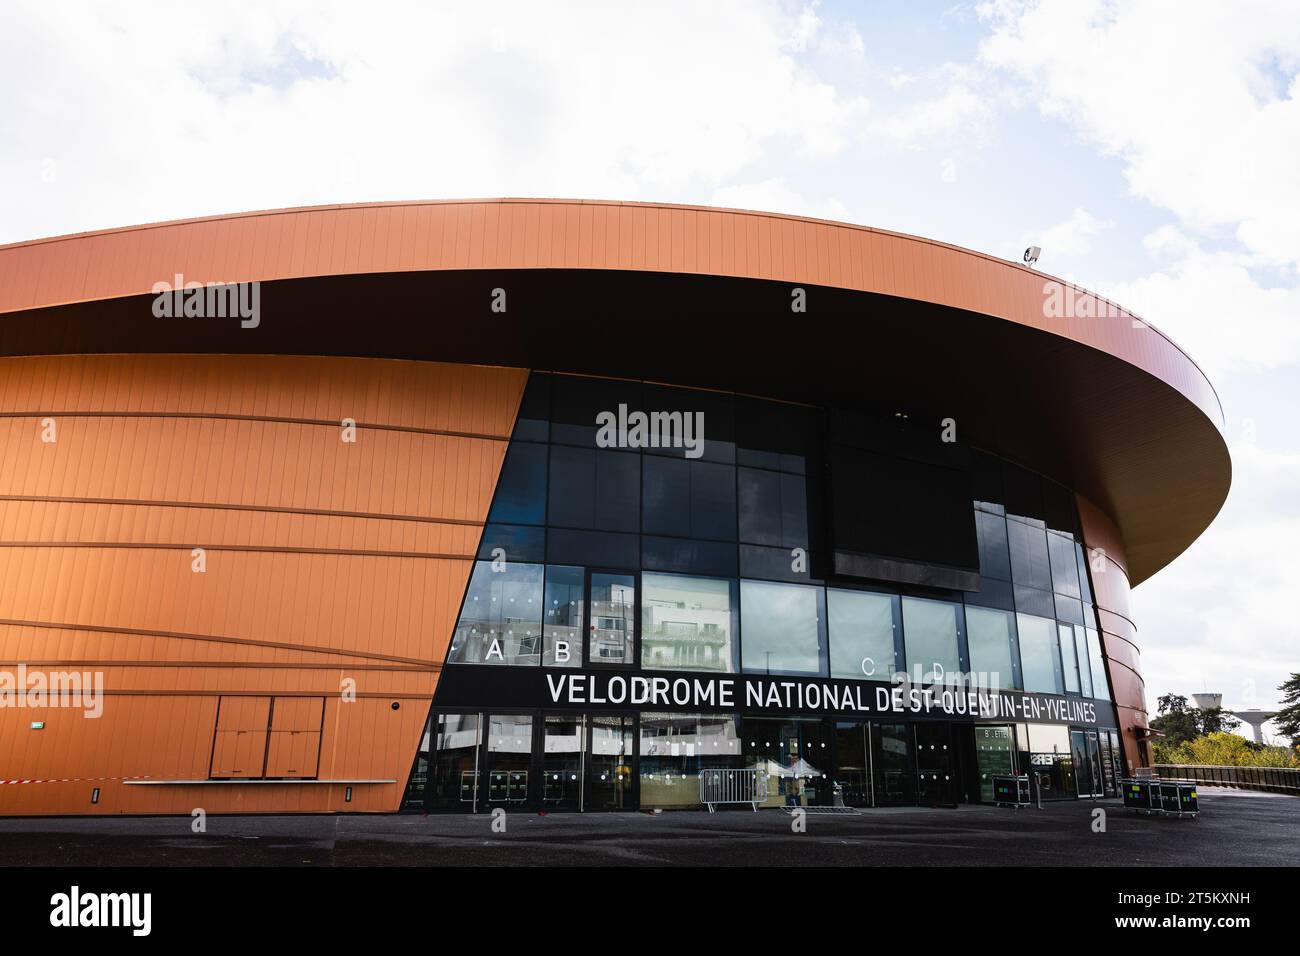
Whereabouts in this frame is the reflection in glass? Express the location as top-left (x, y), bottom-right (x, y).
top-left (872, 723), bottom-right (916, 806)
top-left (1017, 613), bottom-right (1062, 694)
top-left (485, 714), bottom-right (533, 805)
top-left (1059, 624), bottom-right (1082, 693)
top-left (742, 717), bottom-right (830, 807)
top-left (542, 565), bottom-right (584, 666)
top-left (640, 573), bottom-right (736, 672)
top-left (427, 713), bottom-right (481, 810)
top-left (1047, 530), bottom-right (1082, 598)
top-left (1086, 629), bottom-right (1109, 699)
top-left (1076, 624), bottom-right (1095, 697)
top-left (828, 589), bottom-right (899, 680)
top-left (542, 715), bottom-right (583, 810)
top-left (487, 442), bottom-right (547, 525)
top-left (902, 597), bottom-right (962, 682)
top-left (834, 722), bottom-right (871, 807)
top-left (1008, 516), bottom-right (1053, 591)
top-left (1026, 722), bottom-right (1076, 800)
top-left (589, 572), bottom-right (636, 664)
top-left (740, 580), bottom-right (826, 675)
top-left (638, 713), bottom-right (741, 809)
top-left (965, 606), bottom-right (1017, 691)
top-left (446, 561), bottom-right (543, 665)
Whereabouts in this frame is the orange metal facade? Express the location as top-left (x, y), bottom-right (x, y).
top-left (0, 354), bottom-right (525, 814)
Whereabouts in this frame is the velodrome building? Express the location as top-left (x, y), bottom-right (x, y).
top-left (0, 200), bottom-right (1229, 814)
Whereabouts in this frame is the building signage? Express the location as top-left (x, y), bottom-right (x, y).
top-left (434, 666), bottom-right (1103, 726)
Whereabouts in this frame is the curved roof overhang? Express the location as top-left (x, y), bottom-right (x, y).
top-left (0, 199), bottom-right (1230, 584)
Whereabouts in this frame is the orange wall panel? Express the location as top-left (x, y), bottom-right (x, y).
top-left (0, 354), bottom-right (525, 815)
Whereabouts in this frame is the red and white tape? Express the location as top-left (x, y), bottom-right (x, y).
top-left (0, 775), bottom-right (152, 785)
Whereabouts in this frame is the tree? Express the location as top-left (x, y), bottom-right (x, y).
top-left (1276, 673), bottom-right (1300, 743)
top-left (1151, 693), bottom-right (1198, 748)
top-left (1196, 707), bottom-right (1240, 736)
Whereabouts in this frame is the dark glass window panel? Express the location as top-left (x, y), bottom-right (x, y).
top-left (963, 577), bottom-right (1016, 611)
top-left (972, 451), bottom-right (1004, 505)
top-left (642, 456), bottom-right (691, 537)
top-left (1001, 461), bottom-right (1044, 522)
top-left (1047, 530), bottom-right (1082, 599)
top-left (477, 524), bottom-right (546, 564)
top-left (1007, 516), bottom-right (1052, 590)
top-left (689, 461), bottom-right (737, 541)
top-left (736, 396), bottom-right (819, 474)
top-left (446, 561), bottom-right (544, 666)
top-left (830, 445), bottom-right (978, 570)
top-left (738, 544), bottom-right (812, 583)
top-left (1042, 480), bottom-right (1078, 535)
top-left (1086, 629), bottom-right (1110, 699)
top-left (547, 446), bottom-right (639, 532)
top-left (738, 467), bottom-right (782, 545)
top-left (547, 445), bottom-right (595, 529)
top-left (551, 375), bottom-right (642, 448)
top-left (780, 473), bottom-right (809, 547)
top-left (1013, 584), bottom-right (1056, 619)
top-left (975, 509), bottom-right (1012, 580)
top-left (546, 528), bottom-right (639, 570)
top-left (740, 580), bottom-right (827, 676)
top-left (541, 715), bottom-right (583, 809)
top-left (1054, 593), bottom-right (1085, 626)
top-left (1075, 624), bottom-right (1095, 698)
top-left (542, 565), bottom-right (584, 667)
top-left (1075, 541), bottom-right (1095, 605)
top-left (487, 441), bottom-right (547, 525)
top-left (641, 383), bottom-right (735, 463)
top-left (512, 372), bottom-right (551, 443)
top-left (426, 714), bottom-right (481, 810)
top-left (642, 536), bottom-right (738, 578)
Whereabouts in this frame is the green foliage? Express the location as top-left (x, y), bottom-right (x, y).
top-left (1276, 673), bottom-right (1300, 743)
top-left (1154, 732), bottom-right (1300, 768)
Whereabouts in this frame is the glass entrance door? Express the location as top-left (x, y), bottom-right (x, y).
top-left (485, 714), bottom-right (534, 808)
top-left (871, 722), bottom-right (915, 806)
top-left (427, 713), bottom-right (482, 811)
top-left (1070, 728), bottom-right (1104, 798)
top-left (542, 714), bottom-right (584, 810)
top-left (587, 715), bottom-right (634, 810)
top-left (915, 723), bottom-right (956, 806)
top-left (834, 722), bottom-right (872, 807)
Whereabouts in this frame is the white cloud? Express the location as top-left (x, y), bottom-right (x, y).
top-left (1098, 235), bottom-right (1300, 379)
top-left (1133, 440), bottom-right (1300, 713)
top-left (1038, 206), bottom-right (1113, 257)
top-left (0, 0), bottom-right (871, 243)
top-left (979, 0), bottom-right (1300, 268)
top-left (708, 178), bottom-right (848, 220)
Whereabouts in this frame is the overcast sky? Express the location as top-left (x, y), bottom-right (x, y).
top-left (2, 0), bottom-right (1296, 737)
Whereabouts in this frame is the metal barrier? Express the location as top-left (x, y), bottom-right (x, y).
top-left (700, 768), bottom-right (769, 812)
top-left (1154, 764), bottom-right (1300, 796)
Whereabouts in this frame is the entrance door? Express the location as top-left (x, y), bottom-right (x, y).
top-left (871, 723), bottom-right (915, 806)
top-left (587, 715), bottom-right (635, 810)
top-left (542, 714), bottom-right (584, 810)
top-left (426, 713), bottom-right (482, 811)
top-left (484, 714), bottom-right (534, 808)
top-left (742, 718), bottom-right (832, 807)
top-left (1070, 728), bottom-right (1104, 798)
top-left (834, 722), bottom-right (872, 807)
top-left (915, 723), bottom-right (956, 806)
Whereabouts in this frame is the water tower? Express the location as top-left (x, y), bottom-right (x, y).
top-left (1192, 693), bottom-right (1222, 711)
top-left (1231, 710), bottom-right (1278, 745)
